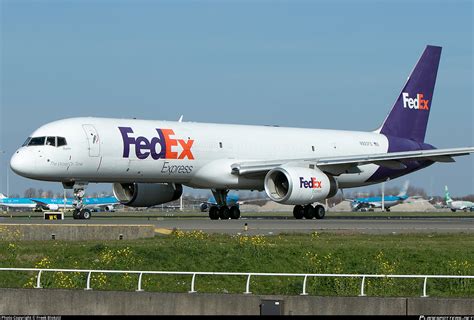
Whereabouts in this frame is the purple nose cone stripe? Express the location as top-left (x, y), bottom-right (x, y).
top-left (380, 45), bottom-right (442, 143)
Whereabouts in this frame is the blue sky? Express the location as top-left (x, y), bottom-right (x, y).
top-left (1, 0), bottom-right (472, 197)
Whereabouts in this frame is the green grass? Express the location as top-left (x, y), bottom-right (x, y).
top-left (0, 231), bottom-right (472, 297)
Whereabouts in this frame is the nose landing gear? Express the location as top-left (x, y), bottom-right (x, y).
top-left (65, 183), bottom-right (92, 220)
top-left (73, 208), bottom-right (91, 220)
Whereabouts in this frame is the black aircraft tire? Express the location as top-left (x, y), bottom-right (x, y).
top-left (80, 209), bottom-right (91, 220)
top-left (293, 205), bottom-right (304, 219)
top-left (314, 205), bottom-right (326, 220)
top-left (229, 206), bottom-right (241, 219)
top-left (303, 205), bottom-right (315, 219)
top-left (72, 209), bottom-right (81, 220)
top-left (209, 206), bottom-right (219, 220)
top-left (219, 206), bottom-right (230, 220)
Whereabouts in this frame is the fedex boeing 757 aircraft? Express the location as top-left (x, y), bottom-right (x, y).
top-left (10, 45), bottom-right (474, 220)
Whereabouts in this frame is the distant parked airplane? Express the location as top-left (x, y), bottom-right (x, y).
top-left (349, 181), bottom-right (410, 212)
top-left (444, 186), bottom-right (474, 212)
top-left (0, 193), bottom-right (118, 213)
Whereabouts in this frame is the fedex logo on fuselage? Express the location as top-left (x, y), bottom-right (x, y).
top-left (299, 177), bottom-right (322, 189)
top-left (402, 92), bottom-right (429, 110)
top-left (119, 127), bottom-right (194, 160)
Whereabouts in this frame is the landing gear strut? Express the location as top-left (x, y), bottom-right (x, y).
top-left (66, 183), bottom-right (92, 220)
top-left (208, 189), bottom-right (240, 220)
top-left (293, 204), bottom-right (325, 220)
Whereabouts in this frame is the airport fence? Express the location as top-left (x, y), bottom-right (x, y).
top-left (0, 267), bottom-right (472, 297)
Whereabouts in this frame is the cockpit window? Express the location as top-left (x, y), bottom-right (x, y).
top-left (25, 136), bottom-right (67, 147)
top-left (46, 137), bottom-right (56, 146)
top-left (22, 137), bottom-right (32, 147)
top-left (57, 137), bottom-right (67, 147)
top-left (28, 137), bottom-right (46, 146)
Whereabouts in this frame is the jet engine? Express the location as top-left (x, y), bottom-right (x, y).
top-left (113, 182), bottom-right (183, 207)
top-left (47, 204), bottom-right (59, 211)
top-left (264, 166), bottom-right (338, 205)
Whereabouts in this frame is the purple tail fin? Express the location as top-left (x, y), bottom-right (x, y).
top-left (378, 45), bottom-right (442, 143)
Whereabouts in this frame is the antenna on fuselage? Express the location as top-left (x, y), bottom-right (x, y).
top-left (178, 115), bottom-right (184, 122)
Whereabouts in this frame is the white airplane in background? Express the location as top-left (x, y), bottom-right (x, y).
top-left (9, 45), bottom-right (474, 220)
top-left (444, 186), bottom-right (474, 212)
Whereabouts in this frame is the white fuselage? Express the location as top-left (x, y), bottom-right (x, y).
top-left (11, 117), bottom-right (389, 190)
top-left (447, 200), bottom-right (474, 211)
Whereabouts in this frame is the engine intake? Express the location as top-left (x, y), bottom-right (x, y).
top-left (264, 166), bottom-right (338, 205)
top-left (113, 182), bottom-right (183, 207)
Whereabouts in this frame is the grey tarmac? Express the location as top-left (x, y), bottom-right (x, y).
top-left (1, 215), bottom-right (473, 235)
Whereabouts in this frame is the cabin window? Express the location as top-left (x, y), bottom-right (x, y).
top-left (219, 142), bottom-right (223, 148)
top-left (28, 137), bottom-right (46, 146)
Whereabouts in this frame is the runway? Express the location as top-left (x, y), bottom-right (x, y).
top-left (1, 215), bottom-right (473, 235)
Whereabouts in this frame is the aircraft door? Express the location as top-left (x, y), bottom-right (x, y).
top-left (82, 124), bottom-right (101, 157)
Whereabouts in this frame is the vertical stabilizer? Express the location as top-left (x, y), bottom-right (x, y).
top-left (444, 185), bottom-right (453, 203)
top-left (397, 181), bottom-right (410, 197)
top-left (378, 45), bottom-right (442, 143)
top-left (0, 193), bottom-right (6, 199)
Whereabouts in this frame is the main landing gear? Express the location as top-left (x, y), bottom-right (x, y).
top-left (293, 204), bottom-right (325, 220)
top-left (208, 189), bottom-right (241, 220)
top-left (64, 183), bottom-right (92, 220)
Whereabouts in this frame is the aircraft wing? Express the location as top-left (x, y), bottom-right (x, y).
top-left (186, 199), bottom-right (217, 205)
top-left (237, 198), bottom-right (269, 204)
top-left (231, 147), bottom-right (474, 176)
top-left (30, 199), bottom-right (51, 210)
top-left (86, 203), bottom-right (114, 209)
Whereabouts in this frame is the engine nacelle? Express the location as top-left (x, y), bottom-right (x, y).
top-left (113, 182), bottom-right (183, 207)
top-left (47, 204), bottom-right (59, 211)
top-left (264, 166), bottom-right (338, 205)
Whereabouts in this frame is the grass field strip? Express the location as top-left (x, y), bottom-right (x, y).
top-left (0, 267), bottom-right (472, 297)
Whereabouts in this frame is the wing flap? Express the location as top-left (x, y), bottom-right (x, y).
top-left (373, 160), bottom-right (408, 170)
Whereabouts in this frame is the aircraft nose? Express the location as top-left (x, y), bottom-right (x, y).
top-left (10, 149), bottom-right (35, 177)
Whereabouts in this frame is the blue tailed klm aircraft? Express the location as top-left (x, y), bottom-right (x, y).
top-left (349, 181), bottom-right (410, 212)
top-left (0, 193), bottom-right (118, 212)
top-left (200, 194), bottom-right (240, 212)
